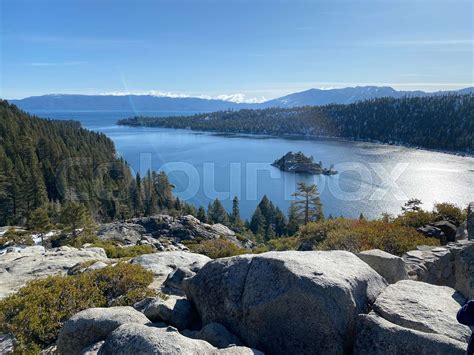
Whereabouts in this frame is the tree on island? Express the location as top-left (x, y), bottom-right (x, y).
top-left (291, 182), bottom-right (323, 224)
top-left (402, 198), bottom-right (423, 212)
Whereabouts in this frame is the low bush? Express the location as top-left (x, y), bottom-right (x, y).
top-left (432, 202), bottom-right (467, 225)
top-left (0, 263), bottom-right (155, 353)
top-left (310, 219), bottom-right (439, 256)
top-left (92, 240), bottom-right (155, 259)
top-left (253, 237), bottom-right (301, 254)
top-left (0, 228), bottom-right (34, 248)
top-left (186, 238), bottom-right (247, 259)
top-left (393, 210), bottom-right (435, 228)
top-left (50, 232), bottom-right (155, 259)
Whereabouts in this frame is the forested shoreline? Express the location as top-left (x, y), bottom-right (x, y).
top-left (0, 101), bottom-right (192, 225)
top-left (118, 94), bottom-right (474, 154)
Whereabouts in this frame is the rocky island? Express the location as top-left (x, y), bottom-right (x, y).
top-left (272, 151), bottom-right (338, 175)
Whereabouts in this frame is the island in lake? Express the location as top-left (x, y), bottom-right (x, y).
top-left (272, 151), bottom-right (338, 175)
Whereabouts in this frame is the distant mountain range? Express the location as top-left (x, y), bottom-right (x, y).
top-left (9, 86), bottom-right (474, 111)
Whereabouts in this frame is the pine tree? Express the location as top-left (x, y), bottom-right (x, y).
top-left (132, 172), bottom-right (143, 217)
top-left (175, 197), bottom-right (182, 211)
top-left (197, 206), bottom-right (207, 223)
top-left (250, 206), bottom-right (266, 237)
top-left (273, 207), bottom-right (287, 236)
top-left (59, 202), bottom-right (95, 238)
top-left (265, 224), bottom-right (276, 241)
top-left (291, 182), bottom-right (323, 224)
top-left (229, 196), bottom-right (244, 231)
top-left (258, 195), bottom-right (275, 225)
top-left (287, 204), bottom-right (300, 236)
top-left (182, 202), bottom-right (197, 216)
top-left (27, 207), bottom-right (52, 245)
top-left (155, 171), bottom-right (174, 209)
top-left (207, 198), bottom-right (229, 225)
top-left (402, 198), bottom-right (423, 212)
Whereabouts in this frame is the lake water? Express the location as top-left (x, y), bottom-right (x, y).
top-left (29, 110), bottom-right (474, 220)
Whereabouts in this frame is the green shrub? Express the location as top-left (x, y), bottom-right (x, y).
top-left (393, 210), bottom-right (435, 228)
top-left (315, 219), bottom-right (439, 256)
top-left (0, 263), bottom-right (154, 352)
top-left (50, 232), bottom-right (155, 259)
top-left (0, 228), bottom-right (34, 248)
top-left (92, 241), bottom-right (156, 259)
top-left (253, 237), bottom-right (300, 253)
top-left (432, 202), bottom-right (467, 225)
top-left (49, 231), bottom-right (98, 249)
top-left (187, 238), bottom-right (247, 259)
top-left (299, 218), bottom-right (355, 245)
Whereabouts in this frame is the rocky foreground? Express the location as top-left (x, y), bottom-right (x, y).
top-left (0, 204), bottom-right (473, 354)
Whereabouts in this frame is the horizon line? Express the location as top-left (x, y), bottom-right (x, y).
top-left (3, 83), bottom-right (473, 102)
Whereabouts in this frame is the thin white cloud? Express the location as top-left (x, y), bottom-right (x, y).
top-left (371, 39), bottom-right (474, 47)
top-left (25, 61), bottom-right (87, 67)
top-left (11, 35), bottom-right (145, 47)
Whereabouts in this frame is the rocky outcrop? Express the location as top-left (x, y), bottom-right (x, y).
top-left (402, 240), bottom-right (474, 298)
top-left (97, 222), bottom-right (146, 245)
top-left (354, 312), bottom-right (467, 355)
top-left (0, 246), bottom-right (107, 299)
top-left (164, 266), bottom-right (196, 293)
top-left (184, 250), bottom-right (387, 354)
top-left (182, 322), bottom-right (244, 349)
top-left (454, 242), bottom-right (474, 299)
top-left (98, 323), bottom-right (261, 355)
top-left (130, 251), bottom-right (210, 288)
top-left (98, 214), bottom-right (248, 248)
top-left (134, 295), bottom-right (197, 330)
top-left (357, 249), bottom-right (409, 283)
top-left (353, 280), bottom-right (469, 354)
top-left (57, 306), bottom-right (150, 355)
top-left (0, 334), bottom-right (16, 354)
top-left (372, 280), bottom-right (470, 343)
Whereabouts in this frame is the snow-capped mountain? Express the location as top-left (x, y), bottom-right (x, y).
top-left (9, 86), bottom-right (474, 111)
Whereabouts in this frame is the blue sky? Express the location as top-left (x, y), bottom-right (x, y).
top-left (1, 0), bottom-right (472, 101)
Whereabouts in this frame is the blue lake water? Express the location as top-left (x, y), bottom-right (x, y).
top-left (29, 110), bottom-right (474, 220)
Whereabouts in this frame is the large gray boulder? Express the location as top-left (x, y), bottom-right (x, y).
top-left (372, 280), bottom-right (470, 343)
top-left (97, 222), bottom-right (147, 245)
top-left (354, 312), bottom-right (467, 355)
top-left (357, 249), bottom-right (409, 283)
top-left (134, 296), bottom-right (196, 330)
top-left (182, 322), bottom-right (244, 349)
top-left (130, 251), bottom-right (210, 286)
top-left (0, 246), bottom-right (107, 299)
top-left (455, 242), bottom-right (474, 299)
top-left (164, 266), bottom-right (196, 293)
top-left (98, 323), bottom-right (262, 355)
top-left (57, 306), bottom-right (150, 355)
top-left (184, 250), bottom-right (387, 354)
top-left (403, 240), bottom-right (474, 298)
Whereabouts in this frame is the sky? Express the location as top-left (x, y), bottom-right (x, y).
top-left (0, 0), bottom-right (473, 101)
